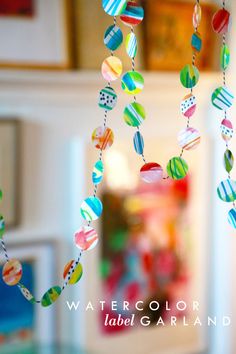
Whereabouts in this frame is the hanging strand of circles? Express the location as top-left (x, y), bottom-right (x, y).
top-left (212, 2), bottom-right (236, 228)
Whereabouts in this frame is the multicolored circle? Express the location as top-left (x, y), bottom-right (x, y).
top-left (133, 131), bottom-right (144, 155)
top-left (74, 226), bottom-right (99, 251)
top-left (228, 208), bottom-right (236, 228)
top-left (98, 86), bottom-right (117, 111)
top-left (221, 119), bottom-right (233, 142)
top-left (63, 260), bottom-right (83, 285)
top-left (212, 86), bottom-right (234, 110)
top-left (123, 102), bottom-right (145, 127)
top-left (2, 259), bottom-right (22, 286)
top-left (80, 196), bottom-right (103, 221)
top-left (41, 286), bottom-right (61, 307)
top-left (121, 71), bottom-right (144, 95)
top-left (217, 179), bottom-right (236, 202)
top-left (101, 56), bottom-right (122, 82)
top-left (125, 32), bottom-right (137, 58)
top-left (212, 9), bottom-right (231, 34)
top-left (102, 0), bottom-right (127, 16)
top-left (178, 127), bottom-right (201, 151)
top-left (180, 64), bottom-right (199, 89)
top-left (220, 45), bottom-right (230, 71)
top-left (224, 149), bottom-right (234, 173)
top-left (191, 31), bottom-right (202, 53)
top-left (193, 3), bottom-right (202, 28)
top-left (120, 1), bottom-right (144, 26)
top-left (104, 25), bottom-right (123, 51)
top-left (18, 284), bottom-right (36, 304)
top-left (140, 163), bottom-right (163, 183)
top-left (92, 160), bottom-right (104, 185)
top-left (0, 215), bottom-right (5, 239)
top-left (92, 126), bottom-right (114, 150)
top-left (167, 157), bottom-right (188, 180)
top-left (180, 94), bottom-right (196, 118)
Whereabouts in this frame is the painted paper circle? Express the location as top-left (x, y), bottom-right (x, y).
top-left (74, 226), bottom-right (99, 251)
top-left (133, 131), bottom-right (144, 155)
top-left (212, 9), bottom-right (231, 34)
top-left (19, 284), bottom-right (36, 304)
top-left (217, 179), bottom-right (236, 202)
top-left (92, 160), bottom-right (104, 185)
top-left (212, 87), bottom-right (234, 110)
top-left (63, 260), bottom-right (83, 285)
top-left (193, 3), bottom-right (202, 28)
top-left (126, 32), bottom-right (137, 58)
top-left (41, 286), bottom-right (61, 307)
top-left (178, 127), bottom-right (201, 151)
top-left (2, 259), bottom-right (22, 286)
top-left (102, 0), bottom-right (127, 16)
top-left (0, 215), bottom-right (5, 239)
top-left (224, 149), bottom-right (234, 173)
top-left (167, 157), bottom-right (188, 180)
top-left (220, 45), bottom-right (230, 71)
top-left (104, 25), bottom-right (123, 51)
top-left (180, 94), bottom-right (196, 118)
top-left (80, 196), bottom-right (103, 221)
top-left (120, 1), bottom-right (144, 26)
top-left (191, 31), bottom-right (202, 53)
top-left (220, 119), bottom-right (233, 142)
top-left (121, 71), bottom-right (144, 95)
top-left (180, 64), bottom-right (199, 89)
top-left (140, 163), bottom-right (163, 183)
top-left (101, 56), bottom-right (122, 81)
top-left (123, 102), bottom-right (145, 127)
top-left (228, 208), bottom-right (236, 228)
top-left (92, 126), bottom-right (114, 150)
top-left (98, 86), bottom-right (117, 111)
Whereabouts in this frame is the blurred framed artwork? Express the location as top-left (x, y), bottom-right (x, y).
top-left (0, 120), bottom-right (20, 227)
top-left (0, 0), bottom-right (74, 69)
top-left (143, 0), bottom-right (218, 71)
top-left (0, 0), bottom-right (34, 17)
top-left (0, 243), bottom-right (57, 352)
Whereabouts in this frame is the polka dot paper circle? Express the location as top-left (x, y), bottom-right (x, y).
top-left (80, 197), bottom-right (103, 221)
top-left (180, 94), bottom-right (196, 118)
top-left (98, 86), bottom-right (117, 111)
top-left (120, 1), bottom-right (144, 26)
top-left (102, 0), bottom-right (127, 16)
top-left (101, 56), bottom-right (122, 82)
top-left (2, 259), bottom-right (23, 286)
top-left (121, 71), bottom-right (144, 95)
top-left (92, 126), bottom-right (114, 150)
top-left (167, 157), bottom-right (189, 180)
top-left (63, 260), bottom-right (83, 285)
top-left (140, 162), bottom-right (163, 183)
top-left (74, 226), bottom-right (99, 251)
top-left (220, 119), bottom-right (233, 142)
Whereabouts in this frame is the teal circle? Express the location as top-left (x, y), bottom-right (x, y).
top-left (121, 71), bottom-right (144, 95)
top-left (180, 64), bottom-right (199, 88)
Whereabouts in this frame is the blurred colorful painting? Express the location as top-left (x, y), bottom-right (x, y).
top-left (0, 0), bottom-right (34, 17)
top-left (0, 262), bottom-right (34, 348)
top-left (100, 178), bottom-right (191, 334)
top-left (143, 0), bottom-right (218, 71)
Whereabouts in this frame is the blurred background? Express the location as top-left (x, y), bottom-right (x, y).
top-left (0, 0), bottom-right (235, 353)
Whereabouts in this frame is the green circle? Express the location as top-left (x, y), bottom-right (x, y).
top-left (167, 157), bottom-right (189, 180)
top-left (180, 64), bottom-right (199, 88)
top-left (41, 286), bottom-right (61, 307)
top-left (0, 215), bottom-right (5, 239)
top-left (123, 102), bottom-right (145, 127)
top-left (121, 71), bottom-right (144, 95)
top-left (220, 45), bottom-right (230, 71)
top-left (224, 149), bottom-right (234, 173)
